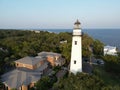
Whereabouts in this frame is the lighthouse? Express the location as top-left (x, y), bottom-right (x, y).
top-left (70, 20), bottom-right (82, 74)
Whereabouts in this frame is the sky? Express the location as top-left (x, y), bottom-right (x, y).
top-left (0, 0), bottom-right (120, 29)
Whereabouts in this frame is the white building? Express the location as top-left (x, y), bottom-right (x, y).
top-left (104, 45), bottom-right (117, 56)
top-left (60, 40), bottom-right (67, 44)
top-left (70, 20), bottom-right (82, 74)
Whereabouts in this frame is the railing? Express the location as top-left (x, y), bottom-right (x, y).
top-left (73, 32), bottom-right (82, 36)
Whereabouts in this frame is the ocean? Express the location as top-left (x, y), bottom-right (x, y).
top-left (45, 29), bottom-right (120, 50)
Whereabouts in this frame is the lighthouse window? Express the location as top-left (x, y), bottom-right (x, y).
top-left (75, 41), bottom-right (77, 45)
top-left (74, 60), bottom-right (76, 64)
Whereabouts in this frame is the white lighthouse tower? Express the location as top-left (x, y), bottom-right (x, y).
top-left (70, 20), bottom-right (82, 74)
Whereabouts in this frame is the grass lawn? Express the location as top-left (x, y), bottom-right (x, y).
top-left (93, 65), bottom-right (120, 86)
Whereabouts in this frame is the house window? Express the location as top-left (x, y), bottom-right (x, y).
top-left (74, 60), bottom-right (76, 64)
top-left (75, 41), bottom-right (77, 45)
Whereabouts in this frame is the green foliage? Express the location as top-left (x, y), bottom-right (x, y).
top-left (53, 73), bottom-right (105, 90)
top-left (11, 89), bottom-right (17, 90)
top-left (60, 43), bottom-right (71, 63)
top-left (0, 81), bottom-right (4, 89)
top-left (0, 30), bottom-right (65, 74)
top-left (0, 30), bottom-right (120, 90)
top-left (102, 55), bottom-right (119, 63)
top-left (0, 30), bottom-right (104, 75)
top-left (102, 55), bottom-right (120, 74)
top-left (93, 65), bottom-right (120, 90)
top-left (53, 66), bottom-right (61, 72)
top-left (102, 85), bottom-right (120, 90)
top-left (93, 39), bottom-right (104, 57)
top-left (35, 76), bottom-right (51, 90)
top-left (82, 34), bottom-right (93, 58)
top-left (35, 76), bottom-right (57, 90)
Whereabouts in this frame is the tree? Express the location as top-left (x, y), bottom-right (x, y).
top-left (35, 76), bottom-right (51, 90)
top-left (60, 43), bottom-right (71, 63)
top-left (35, 76), bottom-right (57, 90)
top-left (82, 34), bottom-right (93, 58)
top-left (102, 55), bottom-right (120, 74)
top-left (53, 73), bottom-right (105, 90)
top-left (93, 39), bottom-right (104, 57)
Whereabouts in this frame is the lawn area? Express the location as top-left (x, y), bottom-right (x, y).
top-left (93, 65), bottom-right (120, 86)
